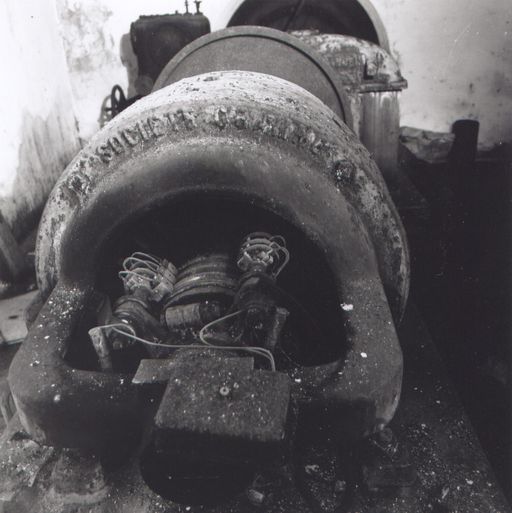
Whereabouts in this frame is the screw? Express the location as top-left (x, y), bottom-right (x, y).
top-left (219, 385), bottom-right (231, 398)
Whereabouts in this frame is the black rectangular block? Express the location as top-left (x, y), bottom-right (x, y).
top-left (154, 354), bottom-right (292, 465)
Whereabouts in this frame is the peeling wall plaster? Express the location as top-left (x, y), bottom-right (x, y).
top-left (56, 0), bottom-right (180, 140)
top-left (0, 0), bottom-right (80, 238)
top-left (0, 107), bottom-right (79, 239)
top-left (56, 0), bottom-right (122, 139)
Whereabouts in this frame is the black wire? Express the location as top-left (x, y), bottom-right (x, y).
top-left (256, 273), bottom-right (330, 342)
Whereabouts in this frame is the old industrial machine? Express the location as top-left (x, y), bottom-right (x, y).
top-left (1, 6), bottom-right (509, 513)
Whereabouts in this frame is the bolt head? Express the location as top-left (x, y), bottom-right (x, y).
top-left (218, 385), bottom-right (231, 398)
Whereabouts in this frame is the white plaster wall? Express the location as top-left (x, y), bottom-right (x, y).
top-left (57, 0), bottom-right (512, 147)
top-left (1, 0), bottom-right (511, 239)
top-left (56, 0), bottom-right (177, 140)
top-left (374, 0), bottom-right (512, 148)
top-left (0, 0), bottom-right (80, 237)
top-left (53, 0), bottom-right (243, 140)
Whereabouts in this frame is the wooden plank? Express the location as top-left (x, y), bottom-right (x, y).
top-left (0, 291), bottom-right (38, 345)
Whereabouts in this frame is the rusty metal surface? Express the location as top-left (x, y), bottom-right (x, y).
top-left (0, 414), bottom-right (55, 503)
top-left (291, 31), bottom-right (407, 93)
top-left (1, 306), bottom-right (509, 513)
top-left (131, 10), bottom-right (210, 94)
top-left (9, 284), bottom-right (144, 451)
top-left (166, 254), bottom-right (238, 306)
top-left (153, 353), bottom-right (291, 465)
top-left (359, 91), bottom-right (401, 182)
top-left (13, 71), bottom-right (409, 452)
top-left (153, 26), bottom-right (354, 128)
top-left (292, 31), bottom-right (407, 181)
top-left (35, 70), bottom-right (408, 317)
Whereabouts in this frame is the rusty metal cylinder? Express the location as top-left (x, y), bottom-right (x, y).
top-left (164, 301), bottom-right (224, 330)
top-left (20, 71), bottom-right (409, 452)
top-left (166, 254), bottom-right (239, 306)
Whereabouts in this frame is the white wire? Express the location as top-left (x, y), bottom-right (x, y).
top-left (100, 254), bottom-right (278, 372)
top-left (274, 245), bottom-right (290, 277)
top-left (110, 327), bottom-right (276, 371)
top-left (238, 235), bottom-right (290, 278)
top-left (198, 310), bottom-right (245, 346)
top-left (198, 310), bottom-right (276, 371)
top-left (118, 252), bottom-right (162, 288)
top-left (123, 256), bottom-right (159, 271)
top-left (93, 322), bottom-right (276, 372)
top-left (129, 252), bottom-right (161, 265)
top-left (91, 321), bottom-right (134, 333)
top-left (118, 270), bottom-right (155, 281)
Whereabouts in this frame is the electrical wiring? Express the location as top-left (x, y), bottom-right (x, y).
top-left (198, 310), bottom-right (276, 371)
top-left (118, 269), bottom-right (154, 281)
top-left (237, 232), bottom-right (290, 278)
top-left (90, 321), bottom-right (135, 333)
top-left (128, 251), bottom-right (161, 265)
top-left (198, 310), bottom-right (245, 345)
top-left (118, 251), bottom-right (177, 299)
top-left (93, 322), bottom-right (276, 371)
top-left (124, 256), bottom-right (159, 268)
